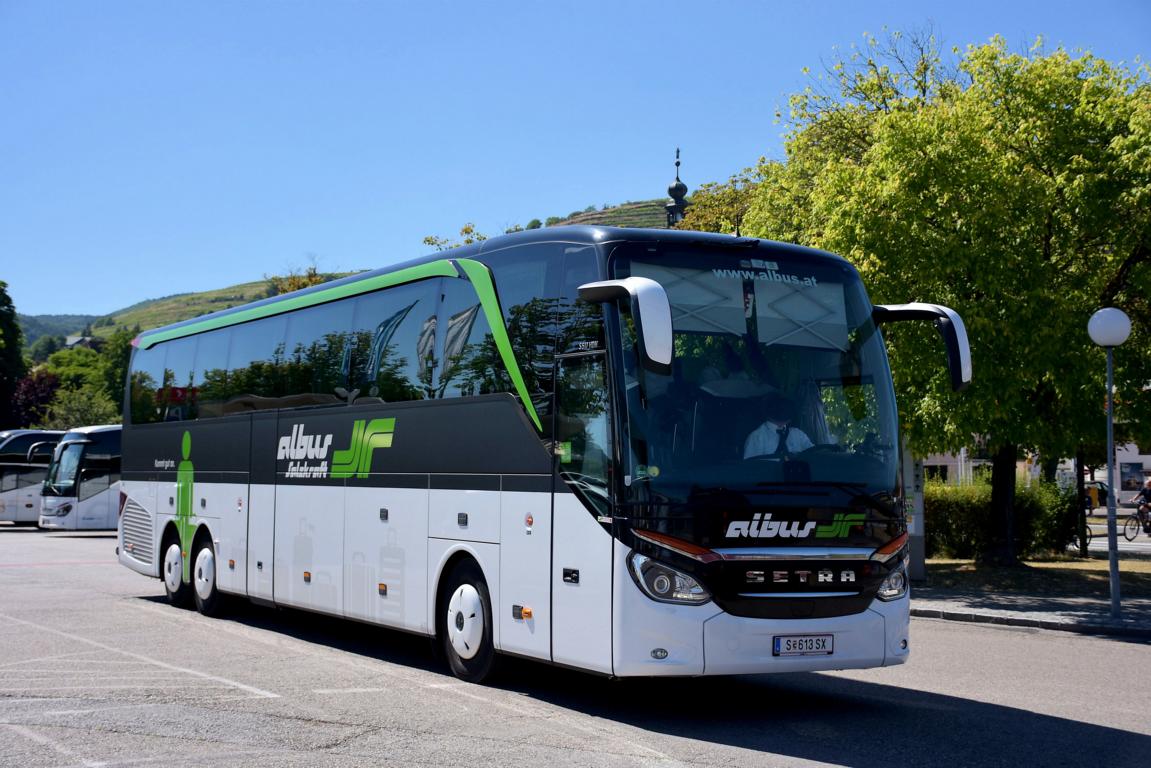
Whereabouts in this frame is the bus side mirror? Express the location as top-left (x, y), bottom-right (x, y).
top-left (872, 303), bottom-right (972, 391)
top-left (578, 277), bottom-right (673, 375)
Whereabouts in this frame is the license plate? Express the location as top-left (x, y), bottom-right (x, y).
top-left (773, 634), bottom-right (834, 657)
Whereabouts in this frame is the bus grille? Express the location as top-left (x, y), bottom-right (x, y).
top-left (120, 498), bottom-right (153, 567)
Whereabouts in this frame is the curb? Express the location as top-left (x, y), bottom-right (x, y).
top-left (910, 607), bottom-right (1151, 640)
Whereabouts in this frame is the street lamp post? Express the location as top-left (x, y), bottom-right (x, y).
top-left (1087, 307), bottom-right (1131, 620)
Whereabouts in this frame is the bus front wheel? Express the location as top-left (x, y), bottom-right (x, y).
top-left (162, 535), bottom-right (191, 608)
top-left (440, 560), bottom-right (497, 683)
top-left (192, 537), bottom-right (221, 616)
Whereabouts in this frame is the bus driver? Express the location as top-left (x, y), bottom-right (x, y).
top-left (743, 393), bottom-right (814, 458)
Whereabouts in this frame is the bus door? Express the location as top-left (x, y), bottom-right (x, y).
top-left (550, 351), bottom-right (615, 674)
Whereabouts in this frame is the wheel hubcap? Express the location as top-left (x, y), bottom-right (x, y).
top-left (164, 543), bottom-right (183, 593)
top-left (194, 546), bottom-right (215, 601)
top-left (446, 584), bottom-right (483, 660)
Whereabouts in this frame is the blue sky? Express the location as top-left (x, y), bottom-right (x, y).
top-left (1, 1), bottom-right (1148, 317)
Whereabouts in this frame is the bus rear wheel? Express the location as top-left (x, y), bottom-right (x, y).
top-left (192, 537), bottom-right (221, 616)
top-left (161, 535), bottom-right (191, 608)
top-left (440, 560), bottom-right (497, 683)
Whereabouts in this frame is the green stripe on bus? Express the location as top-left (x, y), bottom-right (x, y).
top-left (137, 260), bottom-right (460, 349)
top-left (455, 259), bottom-right (544, 433)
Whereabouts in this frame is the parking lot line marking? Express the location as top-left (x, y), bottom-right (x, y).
top-left (0, 560), bottom-right (116, 568)
top-left (0, 613), bottom-right (279, 699)
top-left (2, 723), bottom-right (106, 767)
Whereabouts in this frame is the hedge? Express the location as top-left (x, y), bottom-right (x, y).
top-left (923, 480), bottom-right (1079, 558)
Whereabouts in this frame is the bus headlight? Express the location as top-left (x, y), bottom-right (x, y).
top-left (628, 552), bottom-right (711, 605)
top-left (877, 559), bottom-right (908, 601)
top-left (47, 503), bottom-right (73, 518)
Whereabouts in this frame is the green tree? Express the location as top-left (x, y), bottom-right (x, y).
top-left (743, 34), bottom-right (1151, 563)
top-left (0, 281), bottom-right (28, 427)
top-left (100, 326), bottom-right (135, 415)
top-left (265, 264), bottom-right (330, 297)
top-left (12, 370), bottom-right (60, 427)
top-left (39, 383), bottom-right (120, 429)
top-left (28, 334), bottom-right (64, 363)
top-left (677, 164), bottom-right (765, 235)
top-left (526, 219), bottom-right (542, 230)
top-left (44, 346), bottom-right (105, 390)
top-left (423, 223), bottom-right (488, 251)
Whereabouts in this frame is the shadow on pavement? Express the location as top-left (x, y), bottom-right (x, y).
top-left (140, 596), bottom-right (1150, 767)
top-left (500, 663), bottom-right (1150, 767)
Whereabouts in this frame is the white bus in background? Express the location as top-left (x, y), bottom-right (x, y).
top-left (0, 464), bottom-right (50, 525)
top-left (40, 425), bottom-right (122, 530)
top-left (0, 429), bottom-right (64, 464)
top-left (0, 430), bottom-right (63, 526)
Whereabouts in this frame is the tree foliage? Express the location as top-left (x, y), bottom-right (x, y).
top-left (12, 369), bottom-right (60, 428)
top-left (265, 264), bottom-right (330, 297)
top-left (677, 164), bottom-right (765, 235)
top-left (39, 383), bottom-right (120, 430)
top-left (0, 281), bottom-right (27, 427)
top-left (423, 223), bottom-right (488, 252)
top-left (44, 346), bottom-right (105, 390)
top-left (739, 33), bottom-right (1151, 562)
top-left (28, 334), bottom-right (64, 364)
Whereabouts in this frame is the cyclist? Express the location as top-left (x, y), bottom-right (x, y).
top-left (1126, 478), bottom-right (1151, 534)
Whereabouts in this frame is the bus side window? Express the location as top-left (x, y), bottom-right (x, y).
top-left (160, 336), bottom-right (197, 421)
top-left (194, 327), bottom-right (232, 419)
top-left (558, 246), bottom-right (605, 354)
top-left (129, 344), bottom-right (167, 424)
top-left (282, 298), bottom-right (354, 406)
top-left (225, 314), bottom-right (288, 413)
top-left (434, 278), bottom-right (498, 400)
top-left (488, 244), bottom-right (562, 440)
top-left (555, 353), bottom-right (613, 515)
top-left (20, 467), bottom-right (47, 490)
top-left (349, 280), bottom-right (437, 402)
top-left (78, 457), bottom-right (113, 502)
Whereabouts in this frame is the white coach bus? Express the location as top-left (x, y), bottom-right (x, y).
top-left (40, 425), bottom-right (122, 530)
top-left (117, 227), bottom-right (969, 682)
top-left (0, 430), bottom-right (62, 526)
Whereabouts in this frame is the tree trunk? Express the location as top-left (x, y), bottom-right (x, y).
top-left (1041, 457), bottom-right (1059, 483)
top-left (979, 443), bottom-right (1020, 565)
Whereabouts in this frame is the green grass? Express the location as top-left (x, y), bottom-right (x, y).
top-left (553, 199), bottom-right (667, 228)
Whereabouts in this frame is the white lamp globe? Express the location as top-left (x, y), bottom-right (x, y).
top-left (1088, 308), bottom-right (1131, 348)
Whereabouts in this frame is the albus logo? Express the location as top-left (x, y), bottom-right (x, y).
top-left (278, 425), bottom-right (335, 479)
top-left (725, 513), bottom-right (816, 539)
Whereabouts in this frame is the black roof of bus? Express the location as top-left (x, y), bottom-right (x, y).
top-left (135, 226), bottom-right (854, 343)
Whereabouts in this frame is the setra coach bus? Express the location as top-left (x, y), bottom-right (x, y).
top-left (117, 226), bottom-right (969, 682)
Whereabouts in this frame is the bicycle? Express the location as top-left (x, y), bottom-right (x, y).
top-left (1072, 524), bottom-right (1094, 551)
top-left (1123, 504), bottom-right (1151, 542)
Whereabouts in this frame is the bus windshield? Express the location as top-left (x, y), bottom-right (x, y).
top-left (611, 244), bottom-right (899, 509)
top-left (44, 443), bottom-right (84, 496)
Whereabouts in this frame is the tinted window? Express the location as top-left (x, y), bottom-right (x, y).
top-left (282, 299), bottom-right (354, 406)
top-left (0, 434), bottom-right (46, 462)
top-left (558, 245), bottom-right (605, 354)
top-left (194, 328), bottom-right (232, 419)
top-left (159, 336), bottom-right (197, 421)
top-left (129, 345), bottom-right (166, 424)
top-left (19, 467), bottom-right (47, 489)
top-left (488, 245), bottom-right (565, 438)
top-left (226, 315), bottom-right (288, 413)
top-left (435, 277), bottom-right (498, 399)
top-left (0, 468), bottom-right (15, 492)
top-left (349, 281), bottom-right (438, 402)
